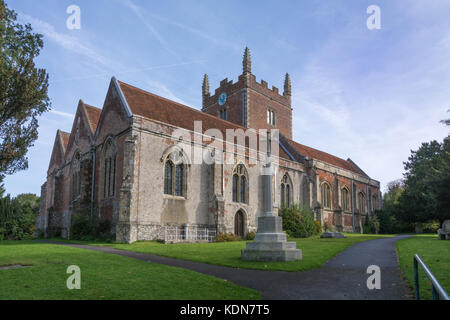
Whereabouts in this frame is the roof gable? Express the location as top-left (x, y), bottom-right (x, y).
top-left (48, 130), bottom-right (69, 173)
top-left (65, 100), bottom-right (99, 161)
top-left (94, 78), bottom-right (133, 144)
top-left (83, 103), bottom-right (102, 135)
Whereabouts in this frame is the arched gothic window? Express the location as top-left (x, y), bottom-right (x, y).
top-left (341, 187), bottom-right (350, 211)
top-left (358, 192), bottom-right (366, 213)
top-left (163, 151), bottom-right (186, 197)
top-left (280, 174), bottom-right (291, 208)
top-left (372, 195), bottom-right (378, 212)
top-left (232, 164), bottom-right (248, 204)
top-left (321, 182), bottom-right (331, 209)
top-left (103, 139), bottom-right (116, 199)
top-left (71, 152), bottom-right (81, 201)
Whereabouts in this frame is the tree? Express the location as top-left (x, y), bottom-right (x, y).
top-left (434, 120), bottom-right (450, 222)
top-left (440, 110), bottom-right (449, 127)
top-left (0, 193), bottom-right (36, 240)
top-left (15, 193), bottom-right (39, 214)
top-left (0, 1), bottom-right (50, 178)
top-left (0, 176), bottom-right (4, 198)
top-left (398, 141), bottom-right (440, 223)
top-left (398, 137), bottom-right (450, 225)
top-left (383, 179), bottom-right (404, 214)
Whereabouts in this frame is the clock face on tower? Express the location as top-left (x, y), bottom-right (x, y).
top-left (218, 92), bottom-right (227, 106)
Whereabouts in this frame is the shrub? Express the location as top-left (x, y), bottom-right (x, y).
top-left (215, 232), bottom-right (241, 242)
top-left (375, 210), bottom-right (393, 234)
top-left (423, 220), bottom-right (440, 233)
top-left (0, 194), bottom-right (36, 240)
top-left (246, 230), bottom-right (256, 240)
top-left (70, 213), bottom-right (113, 241)
top-left (314, 220), bottom-right (322, 234)
top-left (36, 228), bottom-right (45, 239)
top-left (363, 214), bottom-right (377, 234)
top-left (323, 221), bottom-right (330, 232)
top-left (279, 204), bottom-right (317, 238)
top-left (391, 217), bottom-right (415, 233)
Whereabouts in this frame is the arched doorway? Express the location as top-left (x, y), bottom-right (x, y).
top-left (234, 210), bottom-right (245, 238)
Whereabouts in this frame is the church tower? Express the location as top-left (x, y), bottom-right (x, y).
top-left (202, 47), bottom-right (293, 139)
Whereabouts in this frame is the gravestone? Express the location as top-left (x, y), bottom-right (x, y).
top-left (320, 232), bottom-right (346, 239)
top-left (241, 156), bottom-right (302, 262)
top-left (438, 220), bottom-right (450, 240)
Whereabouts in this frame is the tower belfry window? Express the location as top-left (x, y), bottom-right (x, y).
top-left (267, 109), bottom-right (275, 126)
top-left (219, 108), bottom-right (227, 120)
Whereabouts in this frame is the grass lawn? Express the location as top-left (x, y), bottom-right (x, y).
top-left (67, 233), bottom-right (396, 272)
top-left (0, 241), bottom-right (259, 300)
top-left (396, 234), bottom-right (450, 300)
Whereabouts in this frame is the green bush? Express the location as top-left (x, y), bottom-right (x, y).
top-left (423, 220), bottom-right (440, 233)
top-left (70, 213), bottom-right (112, 241)
top-left (391, 217), bottom-right (415, 233)
top-left (363, 214), bottom-right (377, 234)
top-left (246, 230), bottom-right (256, 240)
top-left (215, 233), bottom-right (241, 242)
top-left (0, 194), bottom-right (36, 240)
top-left (314, 220), bottom-right (322, 234)
top-left (36, 228), bottom-right (45, 239)
top-left (279, 204), bottom-right (318, 238)
top-left (376, 210), bottom-right (393, 234)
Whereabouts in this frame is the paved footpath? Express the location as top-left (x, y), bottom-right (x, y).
top-left (45, 235), bottom-right (413, 300)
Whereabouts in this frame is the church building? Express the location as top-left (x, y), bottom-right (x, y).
top-left (36, 48), bottom-right (381, 243)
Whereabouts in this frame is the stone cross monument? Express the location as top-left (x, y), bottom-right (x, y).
top-left (241, 133), bottom-right (302, 262)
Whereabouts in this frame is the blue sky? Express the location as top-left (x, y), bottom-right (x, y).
top-left (4, 0), bottom-right (450, 196)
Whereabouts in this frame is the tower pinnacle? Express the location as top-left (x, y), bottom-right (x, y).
top-left (243, 47), bottom-right (251, 74)
top-left (202, 74), bottom-right (210, 109)
top-left (202, 74), bottom-right (210, 97)
top-left (284, 73), bottom-right (291, 96)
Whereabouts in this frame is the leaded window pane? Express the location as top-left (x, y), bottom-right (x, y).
top-left (286, 184), bottom-right (290, 207)
top-left (175, 164), bottom-right (183, 196)
top-left (164, 161), bottom-right (173, 195)
top-left (233, 174), bottom-right (238, 202)
top-left (240, 176), bottom-right (246, 203)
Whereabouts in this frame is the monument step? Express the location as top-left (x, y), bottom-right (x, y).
top-left (241, 248), bottom-right (302, 262)
top-left (245, 241), bottom-right (297, 251)
top-left (254, 233), bottom-right (287, 242)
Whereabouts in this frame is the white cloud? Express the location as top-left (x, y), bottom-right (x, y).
top-left (18, 12), bottom-right (113, 68)
top-left (49, 109), bottom-right (75, 118)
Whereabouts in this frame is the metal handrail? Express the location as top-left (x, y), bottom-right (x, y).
top-left (413, 254), bottom-right (449, 300)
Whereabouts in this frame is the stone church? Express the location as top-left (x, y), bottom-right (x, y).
top-left (36, 48), bottom-right (381, 243)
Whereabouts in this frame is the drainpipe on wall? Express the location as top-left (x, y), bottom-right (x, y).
top-left (351, 180), bottom-right (355, 232)
top-left (90, 148), bottom-right (96, 218)
top-left (221, 149), bottom-right (225, 196)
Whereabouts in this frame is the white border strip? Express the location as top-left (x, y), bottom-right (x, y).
top-left (112, 76), bottom-right (132, 117)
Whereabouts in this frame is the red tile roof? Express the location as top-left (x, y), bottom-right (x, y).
top-left (59, 130), bottom-right (70, 152)
top-left (82, 103), bottom-right (102, 134)
top-left (287, 139), bottom-right (367, 176)
top-left (117, 80), bottom-right (368, 176)
top-left (118, 80), bottom-right (292, 160)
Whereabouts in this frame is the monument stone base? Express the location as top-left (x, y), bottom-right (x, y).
top-left (241, 215), bottom-right (302, 262)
